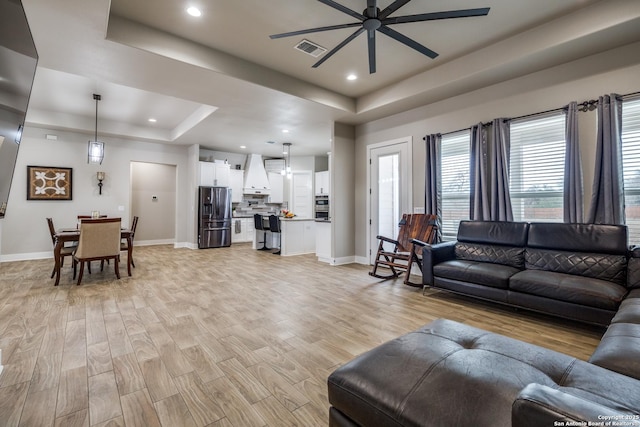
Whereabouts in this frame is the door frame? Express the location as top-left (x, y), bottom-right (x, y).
top-left (366, 137), bottom-right (413, 265)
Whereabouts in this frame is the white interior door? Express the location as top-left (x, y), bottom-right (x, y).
top-left (369, 140), bottom-right (412, 264)
top-left (290, 171), bottom-right (313, 219)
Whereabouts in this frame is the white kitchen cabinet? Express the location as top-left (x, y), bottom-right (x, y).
top-left (316, 220), bottom-right (331, 263)
top-left (280, 219), bottom-right (316, 256)
top-left (231, 217), bottom-right (256, 243)
top-left (268, 172), bottom-right (284, 204)
top-left (199, 161), bottom-right (214, 186)
top-left (214, 163), bottom-right (230, 187)
top-left (315, 170), bottom-right (330, 195)
top-left (244, 217), bottom-right (255, 242)
top-left (230, 169), bottom-right (244, 203)
top-left (231, 218), bottom-right (244, 243)
top-left (199, 161), bottom-right (230, 187)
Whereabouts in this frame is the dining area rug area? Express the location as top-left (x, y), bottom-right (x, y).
top-left (0, 244), bottom-right (603, 426)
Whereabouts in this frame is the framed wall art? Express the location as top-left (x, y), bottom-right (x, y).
top-left (27, 166), bottom-right (73, 201)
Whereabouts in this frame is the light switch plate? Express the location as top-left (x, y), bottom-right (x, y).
top-left (118, 206), bottom-right (124, 211)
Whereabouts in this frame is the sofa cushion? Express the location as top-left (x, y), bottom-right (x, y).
top-left (589, 322), bottom-right (640, 381)
top-left (525, 248), bottom-right (627, 286)
top-left (509, 270), bottom-right (627, 310)
top-left (611, 290), bottom-right (640, 324)
top-left (457, 220), bottom-right (529, 246)
top-left (456, 242), bottom-right (525, 268)
top-left (527, 222), bottom-right (628, 255)
top-left (434, 260), bottom-right (519, 289)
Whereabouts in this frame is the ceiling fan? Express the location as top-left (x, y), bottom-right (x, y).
top-left (270, 0), bottom-right (490, 74)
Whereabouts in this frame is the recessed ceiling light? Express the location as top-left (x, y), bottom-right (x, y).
top-left (240, 145), bottom-right (246, 149)
top-left (148, 118), bottom-right (157, 123)
top-left (187, 6), bottom-right (202, 17)
top-left (347, 74), bottom-right (357, 81)
top-left (282, 129), bottom-right (289, 133)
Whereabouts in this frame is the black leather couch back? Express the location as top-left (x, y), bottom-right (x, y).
top-left (457, 221), bottom-right (530, 246)
top-left (528, 223), bottom-right (628, 255)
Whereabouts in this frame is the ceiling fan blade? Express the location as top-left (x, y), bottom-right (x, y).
top-left (382, 8), bottom-right (490, 25)
top-left (366, 0), bottom-right (378, 18)
top-left (270, 22), bottom-right (362, 39)
top-left (379, 0), bottom-right (412, 19)
top-left (313, 27), bottom-right (365, 68)
top-left (317, 0), bottom-right (365, 21)
top-left (378, 25), bottom-right (438, 59)
top-left (367, 29), bottom-right (376, 73)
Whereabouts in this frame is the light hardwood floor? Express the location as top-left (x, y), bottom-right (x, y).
top-left (0, 244), bottom-right (603, 426)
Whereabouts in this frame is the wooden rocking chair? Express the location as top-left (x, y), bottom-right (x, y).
top-left (369, 213), bottom-right (438, 287)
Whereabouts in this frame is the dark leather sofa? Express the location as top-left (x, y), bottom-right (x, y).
top-left (327, 221), bottom-right (640, 426)
top-left (420, 221), bottom-right (639, 326)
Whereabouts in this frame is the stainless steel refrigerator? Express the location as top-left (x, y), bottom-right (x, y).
top-left (198, 186), bottom-right (232, 248)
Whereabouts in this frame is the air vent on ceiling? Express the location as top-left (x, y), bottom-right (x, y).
top-left (294, 39), bottom-right (327, 58)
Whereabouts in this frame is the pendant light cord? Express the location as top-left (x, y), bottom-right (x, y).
top-left (93, 93), bottom-right (101, 141)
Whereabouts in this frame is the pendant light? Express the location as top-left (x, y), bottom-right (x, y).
top-left (281, 142), bottom-right (292, 179)
top-left (88, 93), bottom-right (104, 164)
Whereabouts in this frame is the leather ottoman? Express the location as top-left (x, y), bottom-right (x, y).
top-left (327, 319), bottom-right (640, 426)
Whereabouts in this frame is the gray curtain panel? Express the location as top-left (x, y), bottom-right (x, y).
top-left (564, 101), bottom-right (584, 223)
top-left (470, 123), bottom-right (490, 220)
top-left (424, 134), bottom-right (442, 242)
top-left (489, 119), bottom-right (513, 221)
top-left (588, 94), bottom-right (625, 225)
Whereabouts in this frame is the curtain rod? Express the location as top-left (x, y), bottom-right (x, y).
top-left (424, 90), bottom-right (640, 141)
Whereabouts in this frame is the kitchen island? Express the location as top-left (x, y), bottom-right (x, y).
top-left (252, 216), bottom-right (316, 256)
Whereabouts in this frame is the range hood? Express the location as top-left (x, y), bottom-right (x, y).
top-left (243, 154), bottom-right (271, 195)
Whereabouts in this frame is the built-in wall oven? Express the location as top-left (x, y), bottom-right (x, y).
top-left (315, 195), bottom-right (329, 220)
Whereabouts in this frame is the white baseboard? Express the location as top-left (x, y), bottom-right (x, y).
top-left (355, 256), bottom-right (369, 265)
top-left (0, 251), bottom-right (52, 263)
top-left (316, 255), bottom-right (357, 266)
top-left (177, 242), bottom-right (198, 249)
top-left (331, 256), bottom-right (356, 265)
top-left (135, 239), bottom-right (176, 247)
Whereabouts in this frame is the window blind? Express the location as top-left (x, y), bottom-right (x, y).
top-left (509, 114), bottom-right (565, 222)
top-left (441, 131), bottom-right (470, 240)
top-left (622, 98), bottom-right (640, 244)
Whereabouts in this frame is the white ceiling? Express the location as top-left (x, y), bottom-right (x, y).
top-left (20, 0), bottom-right (640, 157)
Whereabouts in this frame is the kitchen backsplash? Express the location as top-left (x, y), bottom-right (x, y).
top-left (233, 195), bottom-right (286, 217)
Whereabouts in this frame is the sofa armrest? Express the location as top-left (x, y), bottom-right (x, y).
top-left (628, 247), bottom-right (640, 289)
top-left (416, 240), bottom-right (456, 286)
top-left (512, 384), bottom-right (640, 427)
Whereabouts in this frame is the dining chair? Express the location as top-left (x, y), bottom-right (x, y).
top-left (46, 218), bottom-right (75, 278)
top-left (73, 217), bottom-right (122, 285)
top-left (120, 216), bottom-right (139, 268)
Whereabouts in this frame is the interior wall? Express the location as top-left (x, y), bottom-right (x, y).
top-left (131, 162), bottom-right (176, 243)
top-left (0, 126), bottom-right (190, 260)
top-left (354, 47), bottom-right (640, 260)
top-left (332, 122), bottom-right (355, 262)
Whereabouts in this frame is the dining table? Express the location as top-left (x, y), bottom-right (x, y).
top-left (53, 227), bottom-right (134, 286)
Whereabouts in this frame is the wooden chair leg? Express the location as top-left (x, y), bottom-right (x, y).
top-left (114, 256), bottom-right (120, 279)
top-left (73, 259), bottom-right (77, 279)
top-left (76, 262), bottom-right (85, 285)
top-left (403, 252), bottom-right (423, 287)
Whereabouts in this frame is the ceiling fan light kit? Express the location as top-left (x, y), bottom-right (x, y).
top-left (270, 0), bottom-right (490, 74)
